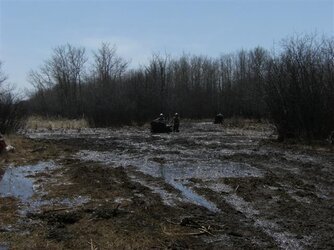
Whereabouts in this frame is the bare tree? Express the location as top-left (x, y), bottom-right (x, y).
top-left (29, 44), bottom-right (87, 117)
top-left (0, 61), bottom-right (8, 87)
top-left (0, 61), bottom-right (26, 133)
top-left (92, 43), bottom-right (128, 83)
top-left (265, 34), bottom-right (334, 140)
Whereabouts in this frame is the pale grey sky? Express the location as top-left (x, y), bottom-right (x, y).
top-left (1, 0), bottom-right (333, 91)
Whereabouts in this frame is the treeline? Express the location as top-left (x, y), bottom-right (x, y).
top-left (27, 34), bottom-right (334, 140)
top-left (265, 36), bottom-right (334, 140)
top-left (28, 44), bottom-right (268, 122)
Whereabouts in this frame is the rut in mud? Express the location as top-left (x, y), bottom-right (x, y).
top-left (1, 121), bottom-right (333, 249)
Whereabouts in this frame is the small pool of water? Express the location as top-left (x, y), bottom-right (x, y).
top-left (0, 161), bottom-right (90, 214)
top-left (0, 243), bottom-right (9, 250)
top-left (0, 161), bottom-right (56, 201)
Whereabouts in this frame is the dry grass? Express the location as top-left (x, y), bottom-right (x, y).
top-left (223, 117), bottom-right (268, 129)
top-left (26, 116), bottom-right (89, 130)
top-left (0, 134), bottom-right (75, 167)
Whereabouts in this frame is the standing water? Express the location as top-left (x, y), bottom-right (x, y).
top-left (0, 162), bottom-right (56, 201)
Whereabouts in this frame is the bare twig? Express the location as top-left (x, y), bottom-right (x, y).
top-left (88, 238), bottom-right (98, 250)
top-left (163, 218), bottom-right (215, 236)
top-left (165, 219), bottom-right (179, 225)
top-left (42, 207), bottom-right (70, 213)
top-left (198, 226), bottom-right (214, 236)
top-left (161, 226), bottom-right (207, 236)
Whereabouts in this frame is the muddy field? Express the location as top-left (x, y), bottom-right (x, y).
top-left (0, 121), bottom-right (333, 249)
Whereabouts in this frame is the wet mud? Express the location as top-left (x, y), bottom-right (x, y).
top-left (1, 121), bottom-right (333, 249)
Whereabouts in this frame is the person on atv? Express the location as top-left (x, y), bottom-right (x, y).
top-left (151, 113), bottom-right (171, 133)
top-left (214, 113), bottom-right (224, 124)
top-left (156, 113), bottom-right (165, 123)
top-left (173, 113), bottom-right (180, 132)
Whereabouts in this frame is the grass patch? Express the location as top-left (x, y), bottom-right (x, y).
top-left (223, 117), bottom-right (269, 129)
top-left (0, 134), bottom-right (75, 167)
top-left (26, 116), bottom-right (89, 130)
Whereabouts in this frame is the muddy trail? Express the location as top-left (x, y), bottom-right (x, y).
top-left (1, 121), bottom-right (333, 249)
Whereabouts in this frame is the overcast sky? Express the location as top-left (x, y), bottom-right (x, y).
top-left (0, 0), bottom-right (333, 91)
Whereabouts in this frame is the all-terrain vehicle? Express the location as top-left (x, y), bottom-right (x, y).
top-left (150, 120), bottom-right (172, 133)
top-left (214, 113), bottom-right (224, 124)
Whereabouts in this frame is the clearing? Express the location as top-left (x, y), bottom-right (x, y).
top-left (0, 121), bottom-right (333, 249)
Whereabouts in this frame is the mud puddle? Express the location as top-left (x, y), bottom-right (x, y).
top-left (0, 161), bottom-right (89, 215)
top-left (0, 244), bottom-right (8, 250)
top-left (167, 179), bottom-right (220, 212)
top-left (0, 161), bottom-right (56, 201)
top-left (77, 150), bottom-right (263, 213)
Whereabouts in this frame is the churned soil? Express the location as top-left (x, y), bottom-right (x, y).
top-left (0, 121), bottom-right (333, 249)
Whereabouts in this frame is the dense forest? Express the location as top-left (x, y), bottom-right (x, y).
top-left (1, 34), bottom-right (334, 140)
